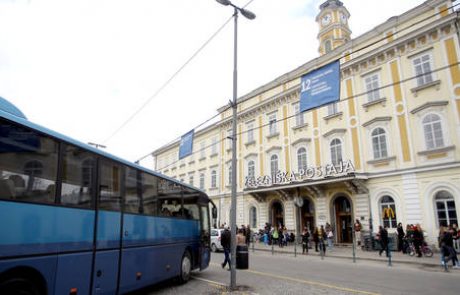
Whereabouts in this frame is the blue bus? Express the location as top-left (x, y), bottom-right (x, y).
top-left (0, 97), bottom-right (217, 295)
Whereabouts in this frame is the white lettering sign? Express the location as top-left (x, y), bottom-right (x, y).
top-left (244, 160), bottom-right (355, 188)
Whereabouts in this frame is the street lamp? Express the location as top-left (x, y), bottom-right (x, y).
top-left (215, 0), bottom-right (255, 290)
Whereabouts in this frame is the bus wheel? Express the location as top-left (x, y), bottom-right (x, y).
top-left (178, 251), bottom-right (192, 284)
top-left (0, 277), bottom-right (41, 295)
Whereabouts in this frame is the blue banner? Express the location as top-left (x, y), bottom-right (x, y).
top-left (179, 130), bottom-right (194, 159)
top-left (300, 60), bottom-right (340, 112)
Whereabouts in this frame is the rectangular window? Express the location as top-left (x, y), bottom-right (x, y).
top-left (227, 129), bottom-right (233, 149)
top-left (99, 160), bottom-right (122, 211)
top-left (294, 103), bottom-right (305, 126)
top-left (246, 121), bottom-right (254, 143)
top-left (211, 137), bottom-right (218, 155)
top-left (413, 53), bottom-right (434, 87)
top-left (61, 144), bottom-right (95, 208)
top-left (364, 73), bottom-right (381, 102)
top-left (0, 119), bottom-right (58, 204)
top-left (199, 173), bottom-right (205, 190)
top-left (182, 186), bottom-right (200, 220)
top-left (200, 141), bottom-right (206, 158)
top-left (268, 113), bottom-right (277, 135)
top-left (327, 103), bottom-right (339, 116)
top-left (189, 174), bottom-right (194, 186)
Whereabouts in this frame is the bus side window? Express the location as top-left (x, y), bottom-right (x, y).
top-left (99, 160), bottom-right (122, 211)
top-left (182, 186), bottom-right (200, 220)
top-left (124, 167), bottom-right (142, 214)
top-left (142, 173), bottom-right (159, 216)
top-left (60, 144), bottom-right (95, 208)
top-left (0, 119), bottom-right (57, 204)
top-left (157, 179), bottom-right (182, 218)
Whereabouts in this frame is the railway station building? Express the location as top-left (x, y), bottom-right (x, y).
top-left (151, 0), bottom-right (460, 246)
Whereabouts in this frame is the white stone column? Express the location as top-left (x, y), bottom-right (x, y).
top-left (402, 173), bottom-right (423, 225)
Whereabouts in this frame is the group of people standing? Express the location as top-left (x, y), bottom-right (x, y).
top-left (300, 223), bottom-right (334, 254)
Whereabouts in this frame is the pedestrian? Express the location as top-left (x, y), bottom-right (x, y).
top-left (440, 226), bottom-right (460, 269)
top-left (237, 228), bottom-right (246, 245)
top-left (397, 223), bottom-right (405, 252)
top-left (413, 224), bottom-right (424, 257)
top-left (378, 226), bottom-right (389, 257)
top-left (354, 219), bottom-right (362, 247)
top-left (272, 227), bottom-right (279, 247)
top-left (313, 227), bottom-right (319, 252)
top-left (263, 231), bottom-right (269, 245)
top-left (245, 224), bottom-right (251, 246)
top-left (327, 228), bottom-right (334, 250)
top-left (452, 223), bottom-right (459, 253)
top-left (319, 225), bottom-right (327, 254)
top-left (301, 227), bottom-right (310, 254)
top-left (221, 225), bottom-right (232, 270)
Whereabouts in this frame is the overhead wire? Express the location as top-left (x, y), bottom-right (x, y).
top-left (134, 0), bottom-right (257, 163)
top-left (147, 2), bottom-right (460, 169)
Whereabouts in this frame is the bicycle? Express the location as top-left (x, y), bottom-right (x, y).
top-left (407, 241), bottom-right (433, 257)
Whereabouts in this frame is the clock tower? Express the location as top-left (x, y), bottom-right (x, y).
top-left (316, 0), bottom-right (351, 56)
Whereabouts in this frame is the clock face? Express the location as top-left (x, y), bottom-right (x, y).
top-left (321, 14), bottom-right (331, 26)
top-left (340, 12), bottom-right (347, 24)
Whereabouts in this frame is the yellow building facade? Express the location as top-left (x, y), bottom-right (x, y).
top-left (152, 0), bottom-right (460, 246)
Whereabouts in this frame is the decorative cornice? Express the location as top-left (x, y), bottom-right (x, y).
top-left (362, 116), bottom-right (392, 127)
top-left (291, 138), bottom-right (312, 147)
top-left (265, 146), bottom-right (282, 154)
top-left (410, 100), bottom-right (449, 114)
top-left (323, 128), bottom-right (347, 138)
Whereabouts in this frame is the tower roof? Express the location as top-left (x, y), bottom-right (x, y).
top-left (319, 0), bottom-right (344, 10)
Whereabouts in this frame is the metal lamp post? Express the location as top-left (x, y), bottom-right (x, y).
top-left (215, 0), bottom-right (255, 290)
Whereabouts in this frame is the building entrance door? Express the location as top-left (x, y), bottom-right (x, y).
top-left (334, 196), bottom-right (353, 243)
top-left (271, 201), bottom-right (284, 228)
top-left (300, 198), bottom-right (315, 233)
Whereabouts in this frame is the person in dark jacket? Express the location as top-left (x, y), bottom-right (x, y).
top-left (412, 224), bottom-right (424, 257)
top-left (378, 226), bottom-right (389, 257)
top-left (313, 227), bottom-right (319, 252)
top-left (397, 223), bottom-right (405, 252)
top-left (301, 227), bottom-right (310, 254)
top-left (440, 228), bottom-right (460, 268)
top-left (221, 226), bottom-right (232, 270)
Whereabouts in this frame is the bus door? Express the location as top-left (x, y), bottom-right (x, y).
top-left (199, 204), bottom-right (211, 270)
top-left (92, 160), bottom-right (123, 294)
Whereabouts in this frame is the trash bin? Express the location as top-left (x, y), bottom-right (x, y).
top-left (236, 244), bottom-right (249, 269)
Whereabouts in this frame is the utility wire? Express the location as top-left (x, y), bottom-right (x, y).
top-left (156, 59), bottom-right (460, 172)
top-left (143, 2), bottom-right (459, 167)
top-left (133, 0), bottom-right (257, 163)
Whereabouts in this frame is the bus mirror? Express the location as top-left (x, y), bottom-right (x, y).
top-left (212, 206), bottom-right (217, 219)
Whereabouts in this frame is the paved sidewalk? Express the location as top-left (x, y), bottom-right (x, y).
top-left (247, 242), bottom-right (444, 268)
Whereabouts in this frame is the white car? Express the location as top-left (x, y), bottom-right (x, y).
top-left (210, 228), bottom-right (224, 252)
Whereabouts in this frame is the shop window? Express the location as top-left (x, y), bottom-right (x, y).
top-left (380, 195), bottom-right (397, 229)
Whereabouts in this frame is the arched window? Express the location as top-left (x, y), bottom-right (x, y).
top-left (270, 154), bottom-right (279, 178)
top-left (380, 195), bottom-right (397, 229)
top-left (211, 170), bottom-right (217, 188)
top-left (330, 138), bottom-right (342, 166)
top-left (423, 114), bottom-right (444, 150)
top-left (297, 147), bottom-right (307, 172)
top-left (247, 160), bottom-right (255, 179)
top-left (249, 206), bottom-right (257, 229)
top-left (435, 190), bottom-right (457, 227)
top-left (371, 128), bottom-right (388, 159)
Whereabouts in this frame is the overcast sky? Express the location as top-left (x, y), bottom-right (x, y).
top-left (0, 0), bottom-right (432, 168)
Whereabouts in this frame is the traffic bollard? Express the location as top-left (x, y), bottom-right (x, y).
top-left (294, 241), bottom-right (297, 257)
top-left (252, 240), bottom-right (255, 253)
top-left (320, 239), bottom-right (324, 260)
top-left (271, 242), bottom-right (274, 255)
top-left (352, 231), bottom-right (356, 263)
